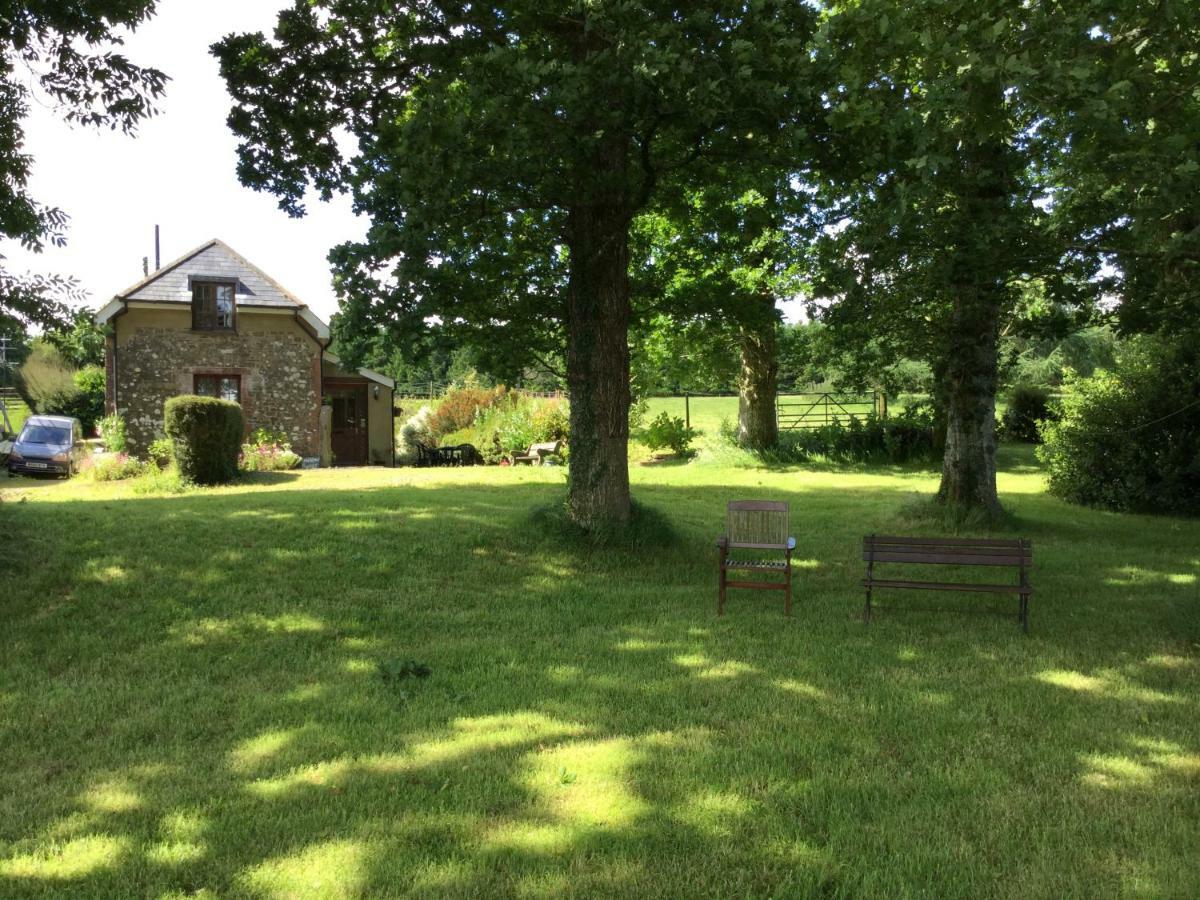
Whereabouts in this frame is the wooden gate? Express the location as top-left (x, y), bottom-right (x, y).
top-left (776, 392), bottom-right (885, 430)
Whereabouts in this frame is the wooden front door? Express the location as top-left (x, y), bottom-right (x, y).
top-left (329, 384), bottom-right (368, 466)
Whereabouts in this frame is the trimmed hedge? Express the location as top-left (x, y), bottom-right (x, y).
top-left (164, 395), bottom-right (244, 485)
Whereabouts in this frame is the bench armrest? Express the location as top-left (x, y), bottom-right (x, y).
top-left (786, 537), bottom-right (796, 551)
top-left (716, 536), bottom-right (729, 550)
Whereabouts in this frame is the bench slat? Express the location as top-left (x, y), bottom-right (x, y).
top-left (863, 551), bottom-right (1030, 566)
top-left (865, 535), bottom-right (1027, 548)
top-left (863, 578), bottom-right (1032, 594)
top-left (865, 541), bottom-right (1030, 556)
top-left (865, 547), bottom-right (1031, 559)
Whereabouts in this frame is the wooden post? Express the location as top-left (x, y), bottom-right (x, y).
top-left (429, 380), bottom-right (434, 401)
top-left (685, 392), bottom-right (690, 431)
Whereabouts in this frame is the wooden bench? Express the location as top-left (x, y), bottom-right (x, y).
top-left (863, 535), bottom-right (1033, 631)
top-left (510, 440), bottom-right (562, 465)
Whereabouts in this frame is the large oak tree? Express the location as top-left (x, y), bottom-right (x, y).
top-left (214, 1), bottom-right (816, 529)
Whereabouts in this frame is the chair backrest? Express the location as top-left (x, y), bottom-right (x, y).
top-left (727, 500), bottom-right (789, 549)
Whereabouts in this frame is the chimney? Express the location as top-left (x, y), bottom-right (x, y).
top-left (154, 225), bottom-right (161, 270)
top-left (142, 256), bottom-right (149, 277)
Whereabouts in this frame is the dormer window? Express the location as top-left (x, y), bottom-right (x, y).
top-left (192, 279), bottom-right (236, 331)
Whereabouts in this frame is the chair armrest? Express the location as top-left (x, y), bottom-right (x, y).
top-left (786, 537), bottom-right (796, 551)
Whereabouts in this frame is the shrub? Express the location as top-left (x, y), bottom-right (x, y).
top-left (494, 403), bottom-right (536, 457)
top-left (33, 365), bottom-right (106, 433)
top-left (397, 406), bottom-right (435, 464)
top-left (769, 406), bottom-right (937, 465)
top-left (164, 395), bottom-right (244, 485)
top-left (241, 446), bottom-right (302, 471)
top-left (72, 366), bottom-right (106, 430)
top-left (531, 398), bottom-right (570, 443)
top-left (147, 436), bottom-right (174, 469)
top-left (97, 414), bottom-right (127, 453)
top-left (427, 385), bottom-right (507, 437)
top-left (639, 412), bottom-right (698, 456)
top-left (1038, 337), bottom-right (1200, 515)
top-left (430, 392), bottom-right (570, 464)
top-left (91, 453), bottom-right (147, 481)
top-left (241, 427), bottom-right (302, 472)
top-left (1001, 384), bottom-right (1056, 444)
top-left (16, 341), bottom-right (74, 410)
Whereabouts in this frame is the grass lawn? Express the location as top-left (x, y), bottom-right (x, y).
top-left (2, 396), bottom-right (31, 434)
top-left (644, 393), bottom-right (934, 444)
top-left (1, 448), bottom-right (1198, 898)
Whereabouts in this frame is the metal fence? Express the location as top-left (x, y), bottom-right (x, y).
top-left (392, 382), bottom-right (567, 402)
top-left (776, 391), bottom-right (885, 430)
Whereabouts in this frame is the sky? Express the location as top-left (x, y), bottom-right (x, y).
top-left (3, 0), bottom-right (362, 324)
top-left (3, 0), bottom-right (805, 327)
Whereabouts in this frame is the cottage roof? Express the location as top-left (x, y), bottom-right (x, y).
top-left (95, 238), bottom-right (331, 341)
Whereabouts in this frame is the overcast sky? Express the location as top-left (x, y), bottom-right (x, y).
top-left (3, 1), bottom-right (804, 327)
top-left (2, 0), bottom-right (361, 324)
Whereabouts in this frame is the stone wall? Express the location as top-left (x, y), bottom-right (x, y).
top-left (115, 311), bottom-right (321, 457)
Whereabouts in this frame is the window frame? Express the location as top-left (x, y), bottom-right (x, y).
top-left (193, 373), bottom-right (242, 404)
top-left (190, 278), bottom-right (238, 332)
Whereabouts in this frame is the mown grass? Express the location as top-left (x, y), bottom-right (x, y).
top-left (1, 448), bottom-right (1198, 898)
top-left (2, 396), bottom-right (30, 434)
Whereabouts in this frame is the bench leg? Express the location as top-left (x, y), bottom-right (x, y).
top-left (718, 554), bottom-right (727, 616)
top-left (1020, 592), bottom-right (1030, 633)
top-left (864, 586), bottom-right (872, 624)
top-left (785, 563), bottom-right (793, 617)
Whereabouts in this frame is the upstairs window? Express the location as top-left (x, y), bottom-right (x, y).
top-left (192, 280), bottom-right (236, 331)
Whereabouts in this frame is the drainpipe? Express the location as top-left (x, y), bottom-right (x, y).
top-left (109, 303), bottom-right (128, 415)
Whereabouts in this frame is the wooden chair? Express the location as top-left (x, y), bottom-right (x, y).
top-left (717, 500), bottom-right (796, 616)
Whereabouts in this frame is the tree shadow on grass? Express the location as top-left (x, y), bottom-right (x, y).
top-left (0, 474), bottom-right (1197, 897)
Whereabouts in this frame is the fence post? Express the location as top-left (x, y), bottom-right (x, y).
top-left (685, 392), bottom-right (690, 431)
top-left (429, 380), bottom-right (434, 401)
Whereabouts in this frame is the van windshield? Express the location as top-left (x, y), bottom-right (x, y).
top-left (20, 424), bottom-right (71, 444)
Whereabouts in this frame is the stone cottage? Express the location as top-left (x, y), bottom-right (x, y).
top-left (95, 238), bottom-right (395, 465)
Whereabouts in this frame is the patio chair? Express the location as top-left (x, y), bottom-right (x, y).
top-left (717, 500), bottom-right (795, 616)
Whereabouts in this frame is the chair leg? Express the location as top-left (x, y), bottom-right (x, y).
top-left (717, 554), bottom-right (727, 616)
top-left (785, 562), bottom-right (793, 617)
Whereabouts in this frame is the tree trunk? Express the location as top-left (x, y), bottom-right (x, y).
top-left (565, 202), bottom-right (632, 529)
top-left (936, 282), bottom-right (1002, 514)
top-left (737, 306), bottom-right (779, 451)
top-left (936, 121), bottom-right (1014, 516)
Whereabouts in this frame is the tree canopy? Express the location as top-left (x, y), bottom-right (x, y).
top-left (215, 0), bottom-right (819, 527)
top-left (0, 1), bottom-right (166, 331)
